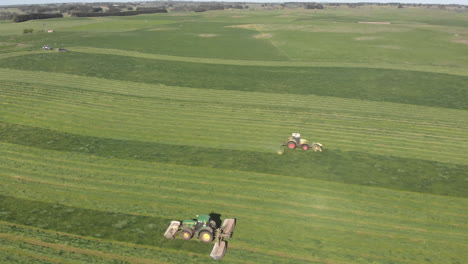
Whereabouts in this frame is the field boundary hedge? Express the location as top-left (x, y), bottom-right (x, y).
top-left (13, 13), bottom-right (63, 23)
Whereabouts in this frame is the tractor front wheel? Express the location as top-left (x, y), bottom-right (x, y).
top-left (287, 142), bottom-right (296, 149)
top-left (199, 230), bottom-right (214, 243)
top-left (301, 144), bottom-right (309, 151)
top-left (182, 229), bottom-right (193, 240)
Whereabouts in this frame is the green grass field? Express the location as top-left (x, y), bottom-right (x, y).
top-left (0, 5), bottom-right (467, 264)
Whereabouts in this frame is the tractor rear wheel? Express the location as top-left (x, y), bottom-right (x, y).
top-left (301, 144), bottom-right (309, 151)
top-left (199, 230), bottom-right (214, 243)
top-left (182, 229), bottom-right (193, 240)
top-left (287, 141), bottom-right (296, 149)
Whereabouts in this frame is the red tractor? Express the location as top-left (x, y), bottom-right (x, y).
top-left (282, 133), bottom-right (323, 151)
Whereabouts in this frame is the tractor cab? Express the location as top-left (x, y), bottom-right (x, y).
top-left (182, 214), bottom-right (213, 230)
top-left (197, 214), bottom-right (211, 225)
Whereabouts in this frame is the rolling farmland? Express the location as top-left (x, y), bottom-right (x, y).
top-left (0, 5), bottom-right (467, 264)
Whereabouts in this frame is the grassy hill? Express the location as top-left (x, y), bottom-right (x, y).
top-left (0, 6), bottom-right (467, 264)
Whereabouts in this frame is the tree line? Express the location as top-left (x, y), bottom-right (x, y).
top-left (13, 13), bottom-right (63, 23)
top-left (70, 8), bottom-right (167, 17)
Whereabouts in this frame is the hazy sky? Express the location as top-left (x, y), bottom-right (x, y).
top-left (1, 0), bottom-right (467, 6)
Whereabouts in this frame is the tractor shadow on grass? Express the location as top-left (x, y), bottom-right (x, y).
top-left (210, 212), bottom-right (222, 227)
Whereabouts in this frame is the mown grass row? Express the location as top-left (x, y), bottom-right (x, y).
top-left (1, 121), bottom-right (467, 198)
top-left (1, 51), bottom-right (467, 109)
top-left (2, 75), bottom-right (466, 131)
top-left (1, 70), bottom-right (467, 198)
top-left (69, 47), bottom-right (468, 77)
top-left (3, 86), bottom-right (466, 150)
top-left (0, 220), bottom-right (212, 264)
top-left (1, 70), bottom-right (467, 165)
top-left (1, 9), bottom-right (467, 264)
top-left (0, 68), bottom-right (465, 123)
top-left (1, 143), bottom-right (467, 264)
top-left (2, 143), bottom-right (467, 222)
top-left (0, 69), bottom-right (466, 141)
top-left (3, 91), bottom-right (465, 155)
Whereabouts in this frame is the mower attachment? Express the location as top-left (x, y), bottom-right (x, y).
top-left (210, 240), bottom-right (227, 260)
top-left (163, 221), bottom-right (180, 239)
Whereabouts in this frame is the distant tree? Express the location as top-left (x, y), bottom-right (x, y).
top-left (14, 13), bottom-right (63, 22)
top-left (17, 5), bottom-right (38, 13)
top-left (71, 8), bottom-right (167, 17)
top-left (171, 5), bottom-right (188, 12)
top-left (0, 12), bottom-right (17, 20)
top-left (398, 4), bottom-right (404, 8)
top-left (37, 7), bottom-right (58, 13)
top-left (305, 3), bottom-right (324, 10)
top-left (107, 5), bottom-right (120, 13)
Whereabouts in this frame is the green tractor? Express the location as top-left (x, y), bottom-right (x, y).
top-left (164, 214), bottom-right (236, 260)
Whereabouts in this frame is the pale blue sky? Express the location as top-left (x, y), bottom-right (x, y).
top-left (1, 0), bottom-right (467, 6)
